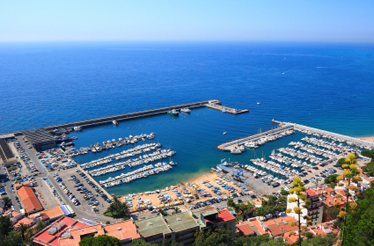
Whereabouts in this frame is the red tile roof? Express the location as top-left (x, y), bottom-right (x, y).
top-left (216, 209), bottom-right (235, 223)
top-left (32, 217), bottom-right (89, 246)
top-left (236, 223), bottom-right (255, 236)
top-left (17, 185), bottom-right (42, 213)
top-left (283, 222), bottom-right (339, 244)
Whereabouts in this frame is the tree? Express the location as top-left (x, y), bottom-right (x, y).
top-left (335, 154), bottom-right (361, 246)
top-left (337, 158), bottom-right (349, 167)
top-left (234, 234), bottom-right (270, 246)
top-left (131, 239), bottom-right (154, 246)
top-left (0, 216), bottom-right (13, 238)
top-left (193, 228), bottom-right (232, 246)
top-left (172, 207), bottom-right (181, 215)
top-left (343, 182), bottom-right (374, 246)
top-left (79, 235), bottom-right (121, 246)
top-left (260, 238), bottom-right (289, 246)
top-left (1, 197), bottom-right (11, 209)
top-left (361, 150), bottom-right (374, 158)
top-left (324, 174), bottom-right (339, 184)
top-left (280, 188), bottom-right (289, 196)
top-left (104, 196), bottom-right (129, 219)
top-left (301, 233), bottom-right (337, 246)
top-left (286, 177), bottom-right (312, 246)
top-left (34, 222), bottom-right (47, 234)
top-left (17, 223), bottom-right (27, 241)
top-left (158, 209), bottom-right (168, 216)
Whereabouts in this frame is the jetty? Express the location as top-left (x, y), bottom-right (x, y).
top-left (206, 102), bottom-right (249, 115)
top-left (217, 125), bottom-right (294, 151)
top-left (218, 119), bottom-right (374, 152)
top-left (276, 121), bottom-right (374, 149)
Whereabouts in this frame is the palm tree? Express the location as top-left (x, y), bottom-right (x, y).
top-left (18, 223), bottom-right (28, 241)
top-left (34, 222), bottom-right (46, 234)
top-left (172, 207), bottom-right (181, 214)
top-left (1, 197), bottom-right (11, 209)
top-left (158, 209), bottom-right (168, 216)
top-left (286, 177), bottom-right (312, 246)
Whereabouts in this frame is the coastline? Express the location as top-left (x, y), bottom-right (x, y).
top-left (119, 170), bottom-right (259, 212)
top-left (357, 136), bottom-right (374, 143)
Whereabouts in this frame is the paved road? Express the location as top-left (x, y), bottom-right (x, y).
top-left (0, 165), bottom-right (20, 212)
top-left (16, 136), bottom-right (117, 223)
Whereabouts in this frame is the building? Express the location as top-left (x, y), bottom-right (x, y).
top-left (29, 206), bottom-right (67, 224)
top-left (58, 219), bottom-right (140, 246)
top-left (16, 184), bottom-right (43, 214)
top-left (200, 208), bottom-right (236, 238)
top-left (14, 217), bottom-right (35, 228)
top-left (32, 217), bottom-right (91, 246)
top-left (287, 189), bottom-right (323, 226)
top-left (135, 215), bottom-right (172, 244)
top-left (283, 221), bottom-right (338, 244)
top-left (250, 216), bottom-right (298, 238)
top-left (22, 129), bottom-right (57, 151)
top-left (0, 138), bottom-right (17, 167)
top-left (236, 223), bottom-right (256, 237)
top-left (164, 211), bottom-right (201, 245)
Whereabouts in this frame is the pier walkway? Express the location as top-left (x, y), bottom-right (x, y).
top-left (278, 121), bottom-right (374, 149)
top-left (217, 125), bottom-right (294, 151)
top-left (206, 102), bottom-right (249, 115)
top-left (44, 100), bottom-right (221, 131)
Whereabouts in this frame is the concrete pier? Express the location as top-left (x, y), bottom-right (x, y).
top-left (274, 121), bottom-right (374, 149)
top-left (206, 102), bottom-right (249, 115)
top-left (44, 100), bottom-right (221, 131)
top-left (217, 125), bottom-right (294, 151)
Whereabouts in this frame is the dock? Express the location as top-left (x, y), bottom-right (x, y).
top-left (44, 100), bottom-right (222, 131)
top-left (275, 121), bottom-right (374, 149)
top-left (206, 102), bottom-right (249, 115)
top-left (217, 125), bottom-right (294, 151)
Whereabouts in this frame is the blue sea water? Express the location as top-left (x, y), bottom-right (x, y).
top-left (0, 41), bottom-right (373, 194)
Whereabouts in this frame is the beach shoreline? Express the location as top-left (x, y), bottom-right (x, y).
top-left (357, 136), bottom-right (374, 143)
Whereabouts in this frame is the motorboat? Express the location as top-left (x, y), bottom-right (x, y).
top-left (112, 120), bottom-right (118, 125)
top-left (167, 109), bottom-right (179, 116)
top-left (180, 108), bottom-right (191, 113)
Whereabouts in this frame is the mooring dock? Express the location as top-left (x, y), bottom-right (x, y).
top-left (217, 125), bottom-right (294, 151)
top-left (217, 119), bottom-right (374, 152)
top-left (206, 102), bottom-right (249, 115)
top-left (278, 121), bottom-right (374, 149)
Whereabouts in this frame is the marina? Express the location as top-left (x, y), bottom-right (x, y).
top-left (88, 149), bottom-right (176, 176)
top-left (217, 125), bottom-right (295, 152)
top-left (80, 142), bottom-right (162, 169)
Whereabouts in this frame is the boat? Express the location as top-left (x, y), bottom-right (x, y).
top-left (180, 108), bottom-right (191, 113)
top-left (257, 102), bottom-right (260, 105)
top-left (112, 120), bottom-right (118, 125)
top-left (223, 132), bottom-right (226, 135)
top-left (167, 109), bottom-right (179, 116)
top-left (244, 142), bottom-right (258, 149)
top-left (230, 147), bottom-right (242, 154)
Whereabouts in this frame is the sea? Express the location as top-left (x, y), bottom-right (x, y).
top-left (0, 41), bottom-right (373, 195)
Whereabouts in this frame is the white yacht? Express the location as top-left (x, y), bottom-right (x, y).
top-left (244, 142), bottom-right (258, 149)
top-left (112, 120), bottom-right (118, 125)
top-left (180, 108), bottom-right (191, 113)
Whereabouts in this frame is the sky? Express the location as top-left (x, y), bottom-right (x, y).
top-left (1, 0), bottom-right (374, 43)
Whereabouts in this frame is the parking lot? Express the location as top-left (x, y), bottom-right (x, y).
top-left (56, 167), bottom-right (111, 215)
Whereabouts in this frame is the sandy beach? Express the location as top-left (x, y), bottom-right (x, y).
top-left (357, 136), bottom-right (374, 143)
top-left (120, 171), bottom-right (258, 211)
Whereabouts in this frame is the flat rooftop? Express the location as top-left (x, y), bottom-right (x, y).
top-left (0, 138), bottom-right (14, 161)
top-left (135, 215), bottom-right (171, 238)
top-left (164, 212), bottom-right (199, 232)
top-left (23, 128), bottom-right (56, 145)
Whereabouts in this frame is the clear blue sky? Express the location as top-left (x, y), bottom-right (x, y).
top-left (1, 0), bottom-right (373, 43)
